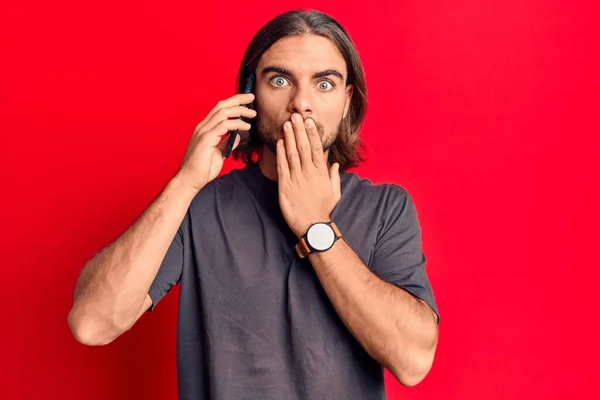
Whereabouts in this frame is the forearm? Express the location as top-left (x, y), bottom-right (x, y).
top-left (68, 173), bottom-right (200, 343)
top-left (308, 239), bottom-right (438, 386)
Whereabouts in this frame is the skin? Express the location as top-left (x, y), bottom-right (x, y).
top-left (68, 33), bottom-right (438, 388)
top-left (255, 34), bottom-right (440, 386)
top-left (253, 34), bottom-right (353, 181)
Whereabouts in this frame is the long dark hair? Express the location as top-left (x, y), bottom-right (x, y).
top-left (232, 9), bottom-right (368, 171)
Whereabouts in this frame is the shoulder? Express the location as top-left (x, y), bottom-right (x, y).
top-left (340, 171), bottom-right (421, 240)
top-left (342, 170), bottom-right (413, 210)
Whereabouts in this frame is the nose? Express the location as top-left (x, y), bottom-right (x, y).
top-left (287, 84), bottom-right (313, 118)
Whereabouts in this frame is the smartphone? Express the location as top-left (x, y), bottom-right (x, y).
top-left (224, 72), bottom-right (256, 158)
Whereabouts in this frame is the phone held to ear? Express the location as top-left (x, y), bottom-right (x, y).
top-left (224, 72), bottom-right (256, 158)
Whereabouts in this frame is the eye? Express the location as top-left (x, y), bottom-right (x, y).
top-left (270, 76), bottom-right (290, 87)
top-left (318, 80), bottom-right (334, 91)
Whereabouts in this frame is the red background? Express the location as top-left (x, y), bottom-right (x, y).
top-left (2, 1), bottom-right (598, 399)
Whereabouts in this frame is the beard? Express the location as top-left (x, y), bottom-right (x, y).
top-left (256, 112), bottom-right (339, 156)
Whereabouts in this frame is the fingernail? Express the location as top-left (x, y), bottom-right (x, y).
top-left (293, 114), bottom-right (302, 122)
top-left (305, 118), bottom-right (314, 127)
top-left (284, 121), bottom-right (292, 130)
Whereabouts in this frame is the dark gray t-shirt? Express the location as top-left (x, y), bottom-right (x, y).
top-left (148, 162), bottom-right (438, 400)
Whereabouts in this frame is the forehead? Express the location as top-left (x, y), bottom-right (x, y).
top-left (258, 34), bottom-right (347, 75)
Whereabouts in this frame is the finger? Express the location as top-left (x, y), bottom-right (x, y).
top-left (304, 117), bottom-right (326, 169)
top-left (206, 93), bottom-right (255, 121)
top-left (200, 118), bottom-right (251, 147)
top-left (200, 105), bottom-right (256, 135)
top-left (291, 114), bottom-right (312, 169)
top-left (329, 162), bottom-right (341, 202)
top-left (283, 120), bottom-right (301, 175)
top-left (276, 138), bottom-right (290, 182)
top-left (216, 131), bottom-right (241, 157)
top-left (196, 93), bottom-right (255, 131)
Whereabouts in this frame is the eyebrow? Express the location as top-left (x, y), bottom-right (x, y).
top-left (260, 66), bottom-right (345, 82)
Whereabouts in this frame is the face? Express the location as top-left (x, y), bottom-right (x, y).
top-left (254, 34), bottom-right (354, 155)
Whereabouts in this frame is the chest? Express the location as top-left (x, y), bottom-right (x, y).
top-left (192, 196), bottom-right (376, 287)
top-left (180, 192), bottom-right (381, 359)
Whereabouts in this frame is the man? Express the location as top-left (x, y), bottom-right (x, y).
top-left (68, 9), bottom-right (440, 400)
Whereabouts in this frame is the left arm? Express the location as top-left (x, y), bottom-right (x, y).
top-left (308, 237), bottom-right (438, 387)
top-left (276, 114), bottom-right (438, 386)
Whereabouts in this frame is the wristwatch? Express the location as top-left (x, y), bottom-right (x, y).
top-left (295, 221), bottom-right (342, 258)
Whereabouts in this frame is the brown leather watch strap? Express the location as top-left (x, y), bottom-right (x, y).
top-left (331, 222), bottom-right (342, 238)
top-left (295, 238), bottom-right (311, 259)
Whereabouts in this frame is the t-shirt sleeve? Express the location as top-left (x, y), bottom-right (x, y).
top-left (369, 186), bottom-right (439, 323)
top-left (146, 215), bottom-right (187, 312)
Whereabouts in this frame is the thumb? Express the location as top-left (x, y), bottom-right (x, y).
top-left (217, 132), bottom-right (241, 156)
top-left (329, 163), bottom-right (341, 201)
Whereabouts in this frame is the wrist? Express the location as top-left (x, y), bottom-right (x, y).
top-left (294, 220), bottom-right (342, 259)
top-left (293, 216), bottom-right (331, 239)
top-left (169, 173), bottom-right (205, 201)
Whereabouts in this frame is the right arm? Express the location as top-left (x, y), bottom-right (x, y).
top-left (67, 174), bottom-right (199, 346)
top-left (67, 93), bottom-right (256, 346)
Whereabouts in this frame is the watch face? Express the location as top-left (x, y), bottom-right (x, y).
top-left (306, 223), bottom-right (335, 251)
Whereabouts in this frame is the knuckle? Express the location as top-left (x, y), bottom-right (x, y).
top-left (214, 119), bottom-right (228, 131)
top-left (196, 135), bottom-right (208, 146)
top-left (297, 144), bottom-right (310, 153)
top-left (216, 107), bottom-right (229, 119)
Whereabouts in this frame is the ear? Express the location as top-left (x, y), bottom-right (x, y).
top-left (343, 84), bottom-right (354, 119)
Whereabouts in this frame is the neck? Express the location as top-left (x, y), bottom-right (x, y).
top-left (257, 145), bottom-right (331, 182)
